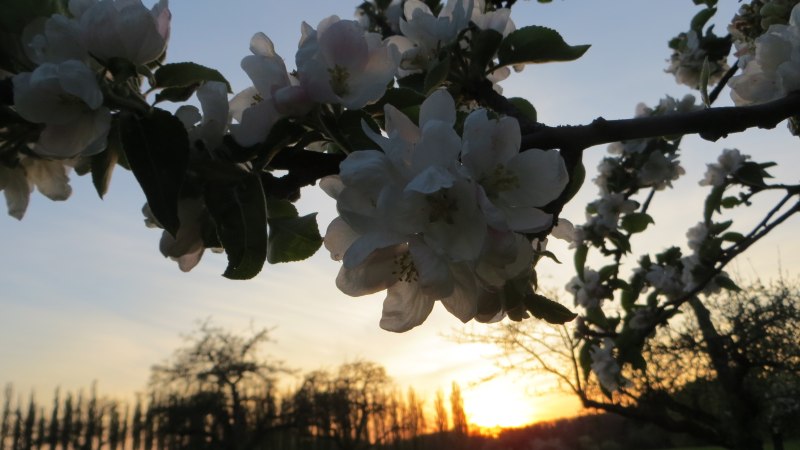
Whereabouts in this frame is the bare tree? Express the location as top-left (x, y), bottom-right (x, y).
top-left (148, 320), bottom-right (289, 450)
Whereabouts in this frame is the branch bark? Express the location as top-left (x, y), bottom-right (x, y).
top-left (521, 91), bottom-right (800, 153)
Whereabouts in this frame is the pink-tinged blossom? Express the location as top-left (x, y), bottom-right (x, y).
top-left (229, 33), bottom-right (312, 147)
top-left (296, 16), bottom-right (399, 109)
top-left (13, 60), bottom-right (111, 159)
top-left (71, 0), bottom-right (171, 65)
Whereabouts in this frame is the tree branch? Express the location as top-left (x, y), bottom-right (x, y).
top-left (521, 91), bottom-right (800, 152)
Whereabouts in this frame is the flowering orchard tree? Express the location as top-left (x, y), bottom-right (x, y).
top-left (1, 0), bottom-right (799, 420)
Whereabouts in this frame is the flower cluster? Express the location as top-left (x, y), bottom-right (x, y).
top-left (1, 0), bottom-right (172, 219)
top-left (666, 30), bottom-right (729, 89)
top-left (730, 3), bottom-right (800, 105)
top-left (15, 0), bottom-right (170, 159)
top-left (322, 90), bottom-right (568, 331)
top-left (699, 148), bottom-right (750, 187)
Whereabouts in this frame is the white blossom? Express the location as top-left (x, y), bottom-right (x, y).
top-left (0, 158), bottom-right (72, 220)
top-left (566, 269), bottom-right (603, 309)
top-left (588, 193), bottom-right (638, 233)
top-left (645, 265), bottom-right (683, 298)
top-left (700, 148), bottom-right (749, 187)
top-left (637, 151), bottom-right (685, 190)
top-left (666, 30), bottom-right (729, 89)
top-left (461, 109), bottom-right (567, 233)
top-left (323, 90), bottom-right (489, 331)
top-left (686, 222), bottom-right (708, 253)
top-left (72, 0), bottom-right (171, 65)
top-left (730, 4), bottom-right (800, 105)
top-left (13, 60), bottom-right (111, 159)
top-left (296, 16), bottom-right (399, 109)
top-left (393, 0), bottom-right (474, 69)
top-left (590, 338), bottom-right (626, 392)
top-left (22, 14), bottom-right (88, 64)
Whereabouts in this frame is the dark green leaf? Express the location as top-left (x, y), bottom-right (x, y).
top-left (369, 87), bottom-right (425, 114)
top-left (691, 7), bottom-right (717, 32)
top-left (469, 28), bottom-right (503, 77)
top-left (621, 288), bottom-right (638, 312)
top-left (574, 245), bottom-right (588, 280)
top-left (424, 55), bottom-right (451, 94)
top-left (720, 196), bottom-right (740, 208)
top-left (497, 26), bottom-right (590, 67)
top-left (90, 123), bottom-right (121, 199)
top-left (715, 275), bottom-right (742, 292)
top-left (338, 109), bottom-right (381, 151)
top-left (720, 231), bottom-right (744, 243)
top-left (267, 213), bottom-right (323, 263)
top-left (523, 293), bottom-right (577, 324)
top-left (579, 342), bottom-right (592, 381)
top-left (562, 160), bottom-right (585, 204)
top-left (266, 198), bottom-right (299, 219)
top-left (735, 162), bottom-right (769, 187)
top-left (0, 0), bottom-right (67, 34)
top-left (397, 73), bottom-right (425, 93)
top-left (700, 56), bottom-right (711, 106)
top-left (153, 62), bottom-right (232, 92)
top-left (621, 212), bottom-right (654, 234)
top-left (205, 175), bottom-right (268, 280)
top-left (119, 109), bottom-right (190, 236)
top-left (704, 185), bottom-right (724, 222)
top-left (155, 84), bottom-right (201, 104)
top-left (508, 97), bottom-right (537, 122)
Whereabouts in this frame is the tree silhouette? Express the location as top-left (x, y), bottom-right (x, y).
top-left (459, 279), bottom-right (800, 450)
top-left (148, 320), bottom-right (288, 450)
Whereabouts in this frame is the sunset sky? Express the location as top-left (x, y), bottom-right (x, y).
top-left (2, 0), bottom-right (800, 429)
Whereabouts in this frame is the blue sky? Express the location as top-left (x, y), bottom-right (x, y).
top-left (1, 0), bottom-right (799, 426)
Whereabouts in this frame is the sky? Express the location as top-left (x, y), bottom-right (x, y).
top-left (2, 0), bottom-right (800, 429)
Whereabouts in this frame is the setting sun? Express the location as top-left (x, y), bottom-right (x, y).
top-left (462, 378), bottom-right (541, 429)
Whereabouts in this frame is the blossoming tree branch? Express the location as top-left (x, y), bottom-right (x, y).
top-left (2, 0), bottom-right (800, 393)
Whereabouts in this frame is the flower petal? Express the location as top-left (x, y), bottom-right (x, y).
top-left (336, 244), bottom-right (406, 296)
top-left (380, 280), bottom-right (435, 332)
top-left (324, 216), bottom-right (359, 261)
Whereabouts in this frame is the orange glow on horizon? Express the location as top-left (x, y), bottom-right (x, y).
top-left (460, 377), bottom-right (582, 431)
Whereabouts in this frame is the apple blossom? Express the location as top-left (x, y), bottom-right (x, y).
top-left (566, 269), bottom-right (603, 309)
top-left (645, 265), bottom-right (683, 298)
top-left (22, 15), bottom-right (88, 65)
top-left (699, 148), bottom-right (750, 187)
top-left (394, 0), bottom-right (474, 69)
top-left (461, 109), bottom-right (568, 233)
top-left (666, 30), bottom-right (729, 89)
top-left (0, 158), bottom-right (72, 220)
top-left (686, 222), bottom-right (708, 252)
top-left (637, 151), bottom-right (685, 190)
top-left (175, 81), bottom-right (232, 151)
top-left (730, 3), bottom-right (800, 105)
top-left (13, 60), bottom-right (111, 159)
top-left (590, 338), bottom-right (626, 392)
top-left (296, 16), bottom-right (399, 109)
top-left (71, 0), bottom-right (171, 66)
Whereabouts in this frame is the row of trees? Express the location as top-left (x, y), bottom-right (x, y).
top-left (0, 323), bottom-right (472, 450)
